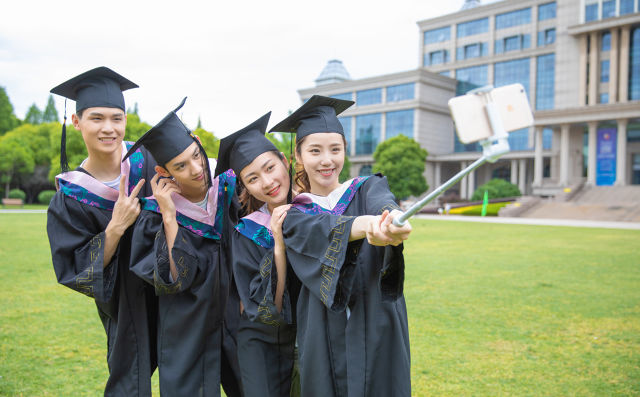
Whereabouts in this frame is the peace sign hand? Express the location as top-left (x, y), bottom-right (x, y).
top-left (109, 175), bottom-right (145, 237)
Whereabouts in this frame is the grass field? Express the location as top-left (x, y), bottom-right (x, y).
top-left (0, 213), bottom-right (638, 396)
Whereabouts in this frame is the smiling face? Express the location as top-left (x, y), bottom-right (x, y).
top-left (295, 132), bottom-right (345, 196)
top-left (157, 142), bottom-right (207, 200)
top-left (72, 107), bottom-right (127, 157)
top-left (239, 151), bottom-right (290, 211)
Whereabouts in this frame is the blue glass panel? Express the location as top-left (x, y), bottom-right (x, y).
top-left (495, 57), bottom-right (530, 94)
top-left (386, 110), bottom-right (414, 140)
top-left (495, 39), bottom-right (504, 54)
top-left (630, 27), bottom-right (640, 100)
top-left (538, 2), bottom-right (556, 20)
top-left (601, 60), bottom-right (610, 83)
top-left (602, 0), bottom-right (616, 18)
top-left (538, 29), bottom-right (555, 46)
top-left (456, 46), bottom-right (465, 60)
top-left (481, 42), bottom-right (489, 56)
top-left (429, 49), bottom-right (448, 65)
top-left (454, 134), bottom-right (481, 152)
top-left (508, 128), bottom-right (531, 151)
top-left (536, 53), bottom-right (555, 110)
top-left (601, 31), bottom-right (611, 51)
top-left (600, 93), bottom-right (609, 104)
top-left (424, 26), bottom-right (451, 44)
top-left (585, 3), bottom-right (599, 22)
top-left (496, 8), bottom-right (532, 30)
top-left (523, 34), bottom-right (531, 49)
top-left (387, 83), bottom-right (414, 102)
top-left (620, 0), bottom-right (634, 14)
top-left (456, 64), bottom-right (488, 95)
top-left (439, 70), bottom-right (451, 77)
top-left (505, 36), bottom-right (520, 52)
top-left (331, 92), bottom-right (352, 101)
top-left (543, 128), bottom-right (552, 150)
top-left (465, 43), bottom-right (480, 59)
top-left (356, 88), bottom-right (382, 106)
top-left (355, 114), bottom-right (381, 155)
top-left (359, 165), bottom-right (373, 176)
top-left (457, 18), bottom-right (489, 38)
top-left (339, 116), bottom-right (352, 150)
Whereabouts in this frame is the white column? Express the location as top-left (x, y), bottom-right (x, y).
top-left (587, 121), bottom-right (598, 186)
top-left (533, 127), bottom-right (544, 186)
top-left (468, 168), bottom-right (475, 199)
top-left (510, 159), bottom-right (518, 185)
top-left (435, 162), bottom-right (442, 188)
top-left (460, 161), bottom-right (468, 199)
top-left (616, 119), bottom-right (628, 185)
top-left (519, 159), bottom-right (527, 194)
top-left (560, 124), bottom-right (571, 186)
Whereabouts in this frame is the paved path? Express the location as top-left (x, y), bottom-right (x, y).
top-left (414, 214), bottom-right (640, 230)
top-left (0, 209), bottom-right (47, 214)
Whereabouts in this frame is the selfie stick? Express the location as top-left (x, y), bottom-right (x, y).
top-left (393, 85), bottom-right (511, 227)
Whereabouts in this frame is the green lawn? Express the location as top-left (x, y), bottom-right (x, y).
top-left (1, 214), bottom-right (638, 396)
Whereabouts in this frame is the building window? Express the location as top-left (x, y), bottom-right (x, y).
top-left (495, 57), bottom-right (531, 94)
top-left (457, 42), bottom-right (488, 60)
top-left (386, 110), bottom-right (414, 140)
top-left (601, 60), bottom-right (610, 83)
top-left (424, 26), bottom-right (451, 44)
top-left (602, 31), bottom-right (611, 51)
top-left (620, 0), bottom-right (635, 15)
top-left (339, 116), bottom-right (352, 150)
top-left (497, 34), bottom-right (531, 54)
top-left (456, 64), bottom-right (488, 94)
top-left (356, 88), bottom-right (382, 106)
top-left (331, 92), bottom-right (352, 101)
top-left (600, 93), bottom-right (609, 103)
top-left (538, 2), bottom-right (556, 21)
top-left (602, 0), bottom-right (616, 18)
top-left (508, 128), bottom-right (532, 151)
top-left (496, 8), bottom-right (532, 30)
top-left (537, 28), bottom-right (556, 47)
top-left (439, 70), bottom-right (451, 77)
top-left (543, 127), bottom-right (553, 150)
top-left (536, 53), bottom-right (555, 110)
top-left (630, 27), bottom-right (640, 100)
top-left (585, 3), bottom-right (599, 22)
top-left (457, 17), bottom-right (489, 38)
top-left (387, 83), bottom-right (415, 102)
top-left (359, 165), bottom-right (373, 176)
top-left (355, 113), bottom-right (381, 155)
top-left (426, 49), bottom-right (449, 66)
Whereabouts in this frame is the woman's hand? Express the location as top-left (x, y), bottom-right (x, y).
top-left (367, 211), bottom-right (409, 247)
top-left (150, 173), bottom-right (181, 220)
top-left (382, 209), bottom-right (412, 244)
top-left (270, 204), bottom-right (292, 248)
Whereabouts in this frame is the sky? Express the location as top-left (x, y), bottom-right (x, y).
top-left (0, 0), bottom-right (500, 137)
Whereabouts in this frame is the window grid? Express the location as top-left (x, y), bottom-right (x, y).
top-left (585, 3), bottom-right (599, 22)
top-left (496, 34), bottom-right (531, 54)
top-left (356, 88), bottom-right (382, 106)
top-left (331, 93), bottom-right (353, 101)
top-left (538, 2), bottom-right (556, 21)
top-left (630, 27), bottom-right (640, 100)
top-left (600, 93), bottom-right (610, 104)
top-left (457, 18), bottom-right (489, 38)
top-left (455, 64), bottom-right (489, 95)
top-left (424, 26), bottom-right (451, 44)
top-left (536, 53), bottom-right (555, 110)
top-left (496, 8), bottom-right (532, 30)
top-left (537, 28), bottom-right (556, 47)
top-left (601, 60), bottom-right (610, 83)
top-left (339, 116), bottom-right (352, 151)
top-left (355, 114), bottom-right (382, 155)
top-left (620, 0), bottom-right (635, 15)
top-left (602, 0), bottom-right (616, 18)
top-left (602, 31), bottom-right (611, 51)
top-left (387, 83), bottom-right (415, 102)
top-left (385, 110), bottom-right (414, 140)
top-left (495, 58), bottom-right (531, 94)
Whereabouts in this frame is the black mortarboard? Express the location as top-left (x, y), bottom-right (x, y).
top-left (268, 95), bottom-right (354, 139)
top-left (50, 66), bottom-right (138, 172)
top-left (214, 112), bottom-right (275, 178)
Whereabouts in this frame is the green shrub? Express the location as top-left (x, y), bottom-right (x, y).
top-left (471, 178), bottom-right (521, 201)
top-left (8, 189), bottom-right (26, 200)
top-left (38, 190), bottom-right (56, 204)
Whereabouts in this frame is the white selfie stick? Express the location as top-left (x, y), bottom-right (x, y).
top-left (393, 85), bottom-right (513, 227)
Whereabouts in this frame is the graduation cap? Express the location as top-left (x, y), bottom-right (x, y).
top-left (268, 95), bottom-right (354, 139)
top-left (214, 112), bottom-right (276, 178)
top-left (50, 66), bottom-right (138, 172)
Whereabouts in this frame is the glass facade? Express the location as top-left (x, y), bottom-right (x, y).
top-left (496, 34), bottom-right (531, 53)
top-left (537, 28), bottom-right (555, 47)
top-left (496, 8), bottom-right (531, 30)
top-left (620, 0), bottom-right (635, 15)
top-left (355, 113), bottom-right (381, 155)
top-left (536, 53), bottom-right (555, 110)
top-left (602, 0), bottom-right (616, 18)
top-left (387, 83), bottom-right (414, 102)
top-left (455, 64), bottom-right (488, 94)
top-left (495, 58), bottom-right (530, 94)
top-left (424, 26), bottom-right (451, 44)
top-left (428, 49), bottom-right (449, 65)
top-left (339, 116), bottom-right (352, 151)
top-left (457, 42), bottom-right (488, 60)
top-left (439, 70), bottom-right (451, 77)
top-left (600, 93), bottom-right (609, 103)
top-left (601, 60), bottom-right (610, 83)
top-left (385, 110), bottom-right (414, 139)
top-left (602, 31), bottom-right (611, 52)
top-left (538, 2), bottom-right (556, 20)
top-left (630, 27), bottom-right (640, 101)
top-left (585, 3), bottom-right (598, 21)
top-left (356, 88), bottom-right (382, 106)
top-left (331, 92), bottom-right (352, 101)
top-left (457, 18), bottom-right (489, 38)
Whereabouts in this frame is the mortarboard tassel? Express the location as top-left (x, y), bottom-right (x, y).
top-left (60, 99), bottom-right (70, 173)
top-left (287, 134), bottom-right (293, 204)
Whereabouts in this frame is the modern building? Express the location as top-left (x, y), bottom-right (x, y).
top-left (298, 0), bottom-right (640, 199)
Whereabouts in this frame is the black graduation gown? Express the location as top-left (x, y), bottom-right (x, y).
top-left (282, 174), bottom-right (410, 397)
top-left (47, 142), bottom-right (158, 397)
top-left (231, 209), bottom-right (299, 397)
top-left (129, 168), bottom-right (243, 397)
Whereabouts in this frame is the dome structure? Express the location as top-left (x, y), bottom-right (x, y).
top-left (315, 59), bottom-right (351, 86)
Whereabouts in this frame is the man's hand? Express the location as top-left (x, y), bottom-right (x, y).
top-left (150, 174), bottom-right (181, 221)
top-left (107, 176), bottom-right (145, 237)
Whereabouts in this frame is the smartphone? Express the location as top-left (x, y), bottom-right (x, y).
top-left (448, 84), bottom-right (534, 144)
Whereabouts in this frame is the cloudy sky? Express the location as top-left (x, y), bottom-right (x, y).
top-left (1, 0), bottom-right (500, 137)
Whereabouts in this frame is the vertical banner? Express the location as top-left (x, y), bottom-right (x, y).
top-left (596, 128), bottom-right (617, 186)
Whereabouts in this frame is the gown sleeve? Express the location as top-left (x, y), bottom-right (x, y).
top-left (47, 192), bottom-right (118, 303)
top-left (231, 231), bottom-right (292, 326)
top-left (130, 211), bottom-right (200, 295)
top-left (282, 210), bottom-right (358, 312)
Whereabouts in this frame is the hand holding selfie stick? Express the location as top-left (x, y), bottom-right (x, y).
top-left (393, 84), bottom-right (532, 227)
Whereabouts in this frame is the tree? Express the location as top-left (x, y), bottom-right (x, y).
top-left (196, 116), bottom-right (202, 129)
top-left (42, 95), bottom-right (59, 122)
top-left (24, 103), bottom-right (43, 125)
top-left (124, 112), bottom-right (152, 142)
top-left (127, 102), bottom-right (139, 115)
top-left (0, 86), bottom-right (20, 135)
top-left (0, 136), bottom-right (35, 197)
top-left (48, 123), bottom-right (87, 181)
top-left (471, 178), bottom-right (521, 201)
top-left (193, 128), bottom-right (220, 159)
top-left (372, 135), bottom-right (428, 200)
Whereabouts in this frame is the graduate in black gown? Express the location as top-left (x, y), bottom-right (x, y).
top-left (47, 67), bottom-right (158, 396)
top-left (126, 98), bottom-right (242, 397)
top-left (269, 95), bottom-right (414, 397)
top-left (215, 113), bottom-right (299, 397)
